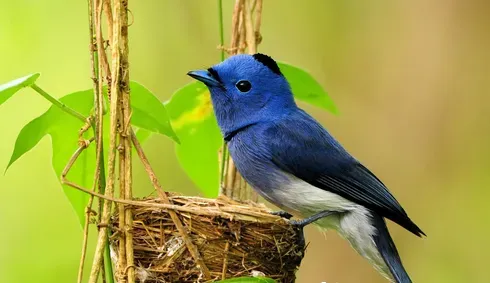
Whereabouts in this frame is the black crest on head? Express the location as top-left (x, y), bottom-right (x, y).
top-left (252, 53), bottom-right (283, 76)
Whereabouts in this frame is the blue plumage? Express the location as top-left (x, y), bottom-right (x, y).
top-left (188, 53), bottom-right (424, 283)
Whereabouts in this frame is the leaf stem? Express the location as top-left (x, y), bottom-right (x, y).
top-left (218, 0), bottom-right (225, 61)
top-left (30, 84), bottom-right (87, 123)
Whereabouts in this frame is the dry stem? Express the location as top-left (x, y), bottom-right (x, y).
top-left (118, 0), bottom-right (135, 281)
top-left (77, 1), bottom-right (102, 283)
top-left (60, 135), bottom-right (98, 283)
top-left (221, 0), bottom-right (263, 201)
top-left (253, 0), bottom-right (263, 44)
top-left (87, 0), bottom-right (124, 280)
top-left (243, 0), bottom-right (256, 54)
top-left (221, 241), bottom-right (230, 280)
top-left (238, 6), bottom-right (246, 55)
top-left (222, 0), bottom-right (243, 199)
top-left (229, 0), bottom-right (243, 55)
top-left (87, 0), bottom-right (98, 92)
top-left (112, 0), bottom-right (129, 281)
top-left (103, 0), bottom-right (114, 49)
top-left (61, 139), bottom-right (95, 182)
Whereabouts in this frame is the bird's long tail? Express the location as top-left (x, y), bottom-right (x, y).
top-left (371, 214), bottom-right (412, 283)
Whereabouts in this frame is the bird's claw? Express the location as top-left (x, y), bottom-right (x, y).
top-left (270, 210), bottom-right (293, 219)
top-left (292, 210), bottom-right (337, 228)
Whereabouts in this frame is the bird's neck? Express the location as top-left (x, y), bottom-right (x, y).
top-left (223, 122), bottom-right (258, 142)
top-left (213, 90), bottom-right (297, 142)
top-left (222, 104), bottom-right (297, 142)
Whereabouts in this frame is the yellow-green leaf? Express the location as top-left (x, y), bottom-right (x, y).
top-left (279, 62), bottom-right (338, 114)
top-left (165, 81), bottom-right (221, 197)
top-left (0, 73), bottom-right (40, 106)
top-left (130, 81), bottom-right (180, 143)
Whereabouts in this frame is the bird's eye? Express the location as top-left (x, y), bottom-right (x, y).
top-left (235, 80), bottom-right (252, 92)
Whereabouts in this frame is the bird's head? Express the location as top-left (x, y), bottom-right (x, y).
top-left (187, 53), bottom-right (296, 139)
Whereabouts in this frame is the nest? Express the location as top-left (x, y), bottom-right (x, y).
top-left (110, 194), bottom-right (305, 282)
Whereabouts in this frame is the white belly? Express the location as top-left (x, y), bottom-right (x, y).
top-left (255, 174), bottom-right (391, 279)
top-left (261, 173), bottom-right (361, 223)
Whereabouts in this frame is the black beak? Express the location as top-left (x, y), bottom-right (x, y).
top-left (187, 70), bottom-right (222, 87)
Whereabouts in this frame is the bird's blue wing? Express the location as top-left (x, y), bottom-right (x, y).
top-left (264, 110), bottom-right (424, 237)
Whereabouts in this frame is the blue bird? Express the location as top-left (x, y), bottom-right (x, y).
top-left (188, 53), bottom-right (424, 283)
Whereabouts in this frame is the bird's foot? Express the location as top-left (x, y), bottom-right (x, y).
top-left (289, 210), bottom-right (337, 248)
top-left (290, 210), bottom-right (336, 228)
top-left (270, 210), bottom-right (293, 219)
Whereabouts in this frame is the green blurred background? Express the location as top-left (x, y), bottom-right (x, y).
top-left (1, 0), bottom-right (489, 282)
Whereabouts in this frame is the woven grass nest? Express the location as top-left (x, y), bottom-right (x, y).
top-left (110, 194), bottom-right (305, 282)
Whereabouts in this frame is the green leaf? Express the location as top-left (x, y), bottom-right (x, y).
top-left (215, 277), bottom-right (276, 283)
top-left (6, 90), bottom-right (96, 224)
top-left (0, 73), bottom-right (40, 106)
top-left (130, 82), bottom-right (180, 143)
top-left (5, 82), bottom-right (179, 224)
top-left (166, 82), bottom-right (221, 197)
top-left (278, 62), bottom-right (338, 114)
